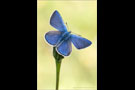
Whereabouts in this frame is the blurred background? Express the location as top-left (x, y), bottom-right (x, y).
top-left (38, 0), bottom-right (97, 90)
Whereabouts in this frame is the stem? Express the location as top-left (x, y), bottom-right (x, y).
top-left (55, 59), bottom-right (62, 90)
top-left (53, 47), bottom-right (64, 90)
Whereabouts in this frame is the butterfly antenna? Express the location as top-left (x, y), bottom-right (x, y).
top-left (72, 32), bottom-right (81, 36)
top-left (65, 22), bottom-right (69, 30)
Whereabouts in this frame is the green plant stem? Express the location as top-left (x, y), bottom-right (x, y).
top-left (55, 59), bottom-right (62, 90)
top-left (53, 47), bottom-right (64, 90)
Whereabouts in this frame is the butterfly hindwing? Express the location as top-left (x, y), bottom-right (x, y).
top-left (71, 34), bottom-right (92, 49)
top-left (56, 39), bottom-right (72, 56)
top-left (45, 31), bottom-right (62, 45)
top-left (50, 10), bottom-right (67, 32)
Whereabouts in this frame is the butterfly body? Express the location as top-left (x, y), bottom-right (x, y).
top-left (55, 31), bottom-right (71, 47)
top-left (45, 10), bottom-right (92, 56)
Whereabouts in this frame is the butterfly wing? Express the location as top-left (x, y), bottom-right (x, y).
top-left (50, 10), bottom-right (68, 32)
top-left (45, 31), bottom-right (62, 45)
top-left (56, 39), bottom-right (72, 56)
top-left (71, 34), bottom-right (92, 49)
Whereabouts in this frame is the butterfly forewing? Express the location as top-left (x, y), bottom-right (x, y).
top-left (50, 10), bottom-right (68, 32)
top-left (45, 31), bottom-right (62, 45)
top-left (56, 39), bottom-right (72, 56)
top-left (71, 34), bottom-right (92, 49)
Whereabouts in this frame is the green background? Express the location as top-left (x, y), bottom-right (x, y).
top-left (38, 0), bottom-right (97, 90)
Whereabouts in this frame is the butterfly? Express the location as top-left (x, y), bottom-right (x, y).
top-left (45, 10), bottom-right (92, 56)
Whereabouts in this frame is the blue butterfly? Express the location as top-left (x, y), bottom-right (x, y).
top-left (45, 10), bottom-right (92, 56)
